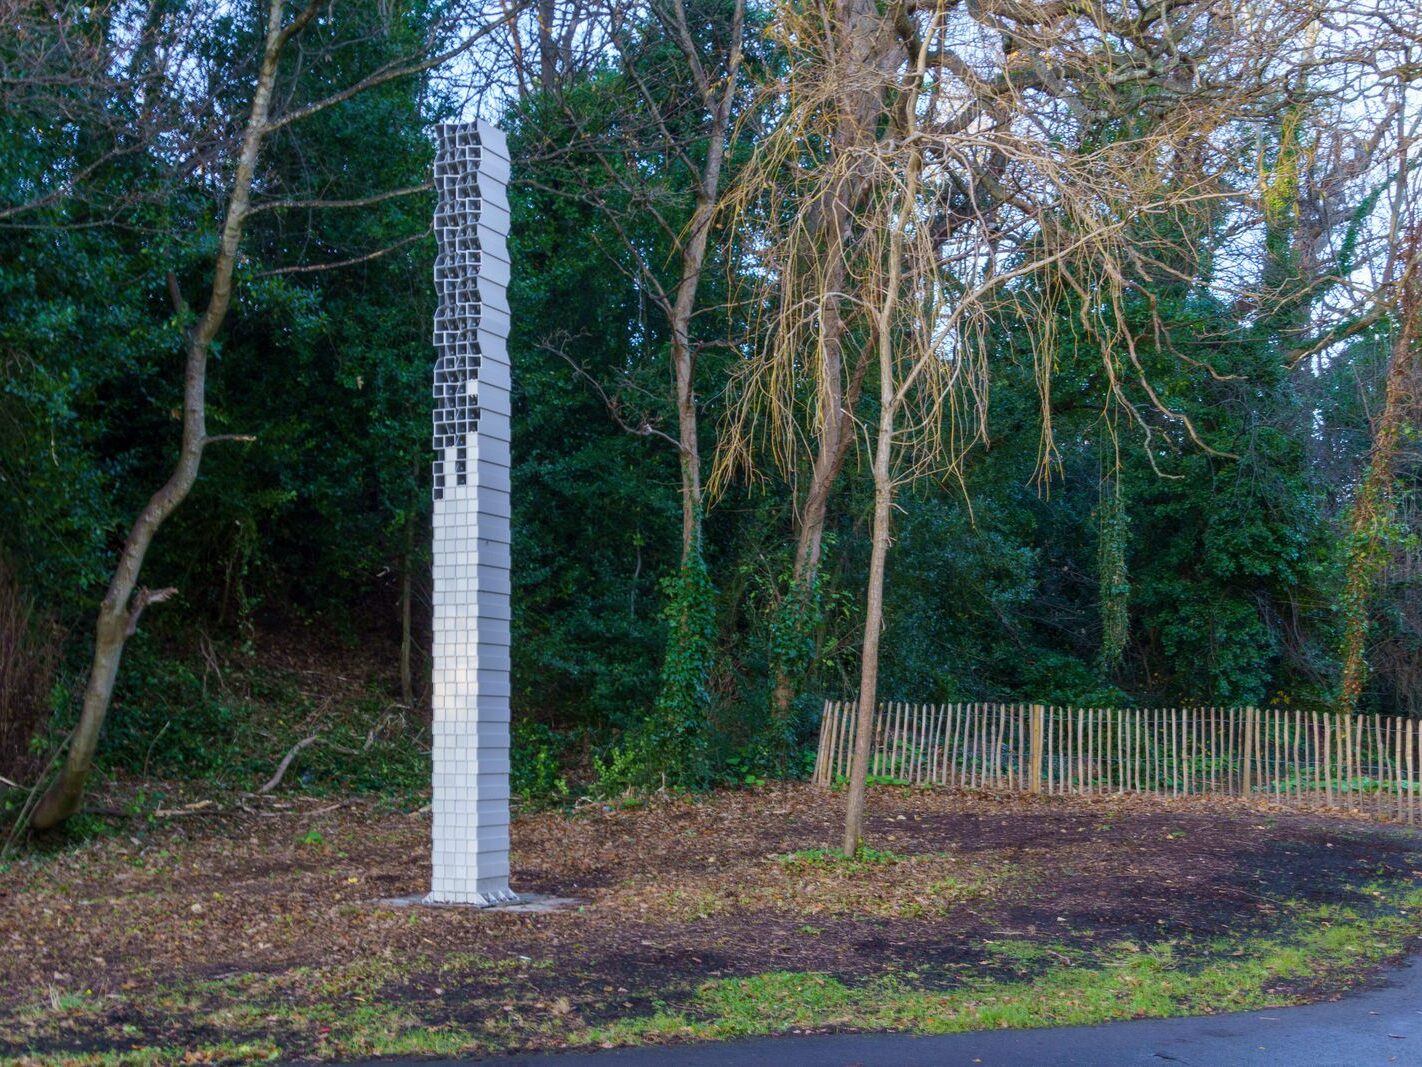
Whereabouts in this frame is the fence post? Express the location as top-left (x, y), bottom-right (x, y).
top-left (1030, 704), bottom-right (1044, 793)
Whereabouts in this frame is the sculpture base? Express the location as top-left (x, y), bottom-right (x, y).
top-left (422, 886), bottom-right (519, 908)
top-left (382, 892), bottom-right (583, 913)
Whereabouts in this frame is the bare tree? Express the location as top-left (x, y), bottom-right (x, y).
top-left (1338, 239), bottom-right (1422, 712)
top-left (1324, 17), bottom-right (1422, 712)
top-left (524, 0), bottom-right (749, 565)
top-left (719, 0), bottom-right (1337, 852)
top-left (5, 0), bottom-right (517, 830)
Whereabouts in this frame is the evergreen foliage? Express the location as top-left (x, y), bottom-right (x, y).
top-left (0, 0), bottom-right (1412, 801)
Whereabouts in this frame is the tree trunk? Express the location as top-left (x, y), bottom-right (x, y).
top-left (839, 67), bottom-right (919, 853)
top-left (666, 2), bottom-right (741, 563)
top-left (769, 0), bottom-right (899, 721)
top-left (670, 247), bottom-right (707, 562)
top-left (29, 0), bottom-right (296, 830)
top-left (770, 347), bottom-right (868, 719)
top-left (400, 508), bottom-right (416, 709)
top-left (841, 406), bottom-right (895, 855)
top-left (1338, 259), bottom-right (1421, 714)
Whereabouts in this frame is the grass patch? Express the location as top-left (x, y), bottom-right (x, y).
top-left (778, 846), bottom-right (904, 871)
top-left (583, 888), bottom-right (1422, 1047)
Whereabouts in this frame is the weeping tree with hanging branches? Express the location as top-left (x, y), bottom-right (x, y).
top-left (715, 0), bottom-right (1336, 854)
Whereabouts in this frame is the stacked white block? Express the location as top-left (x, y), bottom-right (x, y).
top-left (427, 121), bottom-right (516, 906)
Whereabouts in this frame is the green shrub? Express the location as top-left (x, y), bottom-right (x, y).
top-left (511, 719), bottom-right (569, 805)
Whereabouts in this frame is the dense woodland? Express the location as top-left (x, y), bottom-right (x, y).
top-left (1, 0), bottom-right (1420, 822)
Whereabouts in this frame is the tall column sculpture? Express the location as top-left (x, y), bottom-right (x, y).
top-left (427, 121), bottom-right (516, 906)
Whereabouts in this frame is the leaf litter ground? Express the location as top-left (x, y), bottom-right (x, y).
top-left (3, 784), bottom-right (1422, 1062)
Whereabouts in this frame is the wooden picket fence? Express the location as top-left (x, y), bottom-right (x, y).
top-left (813, 700), bottom-right (1422, 825)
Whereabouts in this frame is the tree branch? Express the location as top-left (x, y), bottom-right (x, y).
top-left (253, 227), bottom-right (432, 276)
top-left (262, 11), bottom-right (522, 135)
top-left (248, 182), bottom-right (434, 216)
top-left (125, 587), bottom-right (178, 637)
top-left (543, 338), bottom-right (685, 452)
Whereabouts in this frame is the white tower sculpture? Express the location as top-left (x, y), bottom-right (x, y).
top-left (427, 121), bottom-right (516, 906)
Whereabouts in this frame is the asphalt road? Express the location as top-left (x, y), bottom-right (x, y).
top-left (370, 953), bottom-right (1422, 1067)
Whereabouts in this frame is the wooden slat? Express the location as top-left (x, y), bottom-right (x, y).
top-left (1394, 715), bottom-right (1403, 821)
top-left (978, 702), bottom-right (988, 790)
top-left (1181, 707), bottom-right (1189, 796)
top-left (815, 700), bottom-right (832, 786)
top-left (1265, 707), bottom-right (1274, 797)
top-left (946, 702), bottom-right (958, 787)
top-left (827, 700), bottom-right (842, 785)
top-left (892, 702), bottom-right (904, 780)
top-left (918, 702), bottom-right (929, 783)
top-left (1013, 702), bottom-right (1020, 789)
top-left (1344, 713), bottom-right (1354, 810)
top-left (1374, 713), bottom-right (1385, 816)
top-left (897, 702), bottom-right (908, 783)
top-left (947, 702), bottom-right (961, 788)
top-left (1088, 706), bottom-right (1096, 794)
top-left (1133, 708), bottom-right (1142, 794)
top-left (959, 701), bottom-right (971, 789)
top-left (1030, 704), bottom-right (1044, 794)
top-left (976, 702), bottom-right (986, 790)
top-left (1292, 709), bottom-right (1302, 807)
top-left (926, 703), bottom-right (939, 785)
top-left (965, 703), bottom-right (976, 789)
top-left (1220, 706), bottom-right (1228, 796)
top-left (887, 701), bottom-right (899, 779)
top-left (1156, 706), bottom-right (1165, 796)
top-left (843, 702), bottom-right (856, 781)
top-left (1145, 706), bottom-right (1154, 795)
top-left (830, 702), bottom-right (841, 785)
top-left (992, 702), bottom-right (1000, 789)
top-left (901, 702), bottom-right (912, 783)
top-left (1107, 707), bottom-right (1115, 793)
top-left (941, 702), bottom-right (953, 786)
top-left (863, 701), bottom-right (874, 782)
top-left (1241, 706), bottom-right (1253, 798)
top-left (935, 703), bottom-right (948, 787)
top-left (1072, 706), bottom-right (1082, 795)
top-left (914, 703), bottom-right (926, 786)
top-left (1046, 706), bottom-right (1056, 795)
top-left (880, 701), bottom-right (891, 779)
top-left (1409, 718), bottom-right (1417, 827)
top-left (962, 703), bottom-right (973, 789)
top-left (993, 702), bottom-right (1005, 789)
top-left (1131, 711), bottom-right (1143, 796)
top-left (915, 703), bottom-right (925, 784)
top-left (929, 702), bottom-right (942, 786)
top-left (886, 701), bottom-right (897, 780)
top-left (923, 703), bottom-right (934, 784)
top-left (1002, 703), bottom-right (1012, 789)
top-left (1167, 707), bottom-right (1176, 797)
